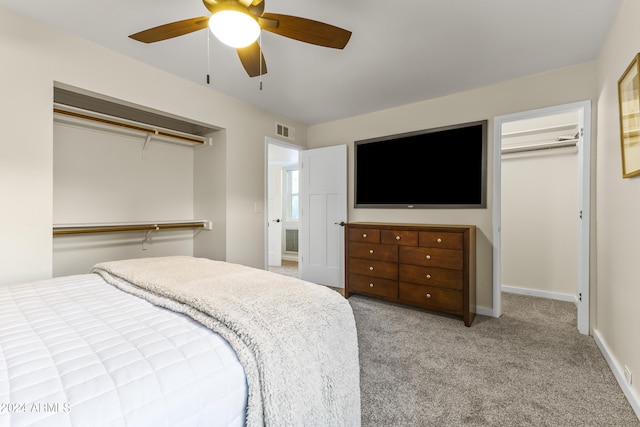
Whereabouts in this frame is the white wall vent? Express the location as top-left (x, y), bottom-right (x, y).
top-left (275, 122), bottom-right (295, 140)
top-left (285, 229), bottom-right (299, 253)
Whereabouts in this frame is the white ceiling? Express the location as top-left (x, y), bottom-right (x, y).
top-left (0, 0), bottom-right (622, 125)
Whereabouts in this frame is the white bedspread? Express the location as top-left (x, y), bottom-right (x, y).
top-left (0, 274), bottom-right (247, 427)
top-left (92, 256), bottom-right (362, 427)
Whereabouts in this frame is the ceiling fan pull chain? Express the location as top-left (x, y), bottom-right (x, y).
top-left (259, 31), bottom-right (263, 90)
top-left (206, 29), bottom-right (211, 85)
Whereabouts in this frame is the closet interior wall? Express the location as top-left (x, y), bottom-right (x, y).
top-left (501, 113), bottom-right (579, 298)
top-left (52, 91), bottom-right (224, 277)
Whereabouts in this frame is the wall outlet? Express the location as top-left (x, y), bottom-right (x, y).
top-left (623, 365), bottom-right (632, 385)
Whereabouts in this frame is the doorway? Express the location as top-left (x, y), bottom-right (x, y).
top-left (266, 138), bottom-right (301, 278)
top-left (493, 101), bottom-right (591, 335)
top-left (265, 142), bottom-right (348, 288)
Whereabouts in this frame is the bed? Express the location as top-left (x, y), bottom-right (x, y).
top-left (0, 256), bottom-right (361, 427)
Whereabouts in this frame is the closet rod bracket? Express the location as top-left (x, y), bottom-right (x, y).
top-left (141, 226), bottom-right (159, 250)
top-left (142, 131), bottom-right (158, 159)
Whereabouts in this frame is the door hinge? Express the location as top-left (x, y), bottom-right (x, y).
top-left (580, 127), bottom-right (584, 137)
top-left (578, 292), bottom-right (582, 302)
top-left (579, 210), bottom-right (582, 219)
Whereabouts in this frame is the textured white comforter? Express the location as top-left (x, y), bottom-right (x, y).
top-left (0, 274), bottom-right (247, 427)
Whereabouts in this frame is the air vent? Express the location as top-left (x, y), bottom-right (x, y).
top-left (276, 122), bottom-right (295, 140)
top-left (285, 229), bottom-right (299, 253)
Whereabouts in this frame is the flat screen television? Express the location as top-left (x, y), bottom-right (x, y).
top-left (354, 120), bottom-right (487, 208)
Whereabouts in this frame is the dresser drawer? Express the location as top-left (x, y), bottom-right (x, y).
top-left (399, 264), bottom-right (463, 290)
top-left (399, 282), bottom-right (462, 315)
top-left (348, 228), bottom-right (380, 243)
top-left (399, 246), bottom-right (463, 270)
top-left (349, 258), bottom-right (398, 280)
top-left (349, 274), bottom-right (398, 299)
top-left (419, 231), bottom-right (463, 250)
top-left (381, 230), bottom-right (418, 246)
top-left (349, 242), bottom-right (398, 262)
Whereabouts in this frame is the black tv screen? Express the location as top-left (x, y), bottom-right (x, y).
top-left (354, 120), bottom-right (487, 208)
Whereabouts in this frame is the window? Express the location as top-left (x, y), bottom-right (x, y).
top-left (284, 167), bottom-right (299, 221)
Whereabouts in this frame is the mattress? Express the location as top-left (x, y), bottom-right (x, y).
top-left (0, 274), bottom-right (248, 427)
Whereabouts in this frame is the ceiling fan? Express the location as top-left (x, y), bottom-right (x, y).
top-left (129, 0), bottom-right (352, 78)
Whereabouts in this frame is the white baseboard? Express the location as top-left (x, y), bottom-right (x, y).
top-left (593, 329), bottom-right (640, 420)
top-left (475, 306), bottom-right (494, 317)
top-left (501, 285), bottom-right (577, 304)
top-left (477, 286), bottom-right (577, 320)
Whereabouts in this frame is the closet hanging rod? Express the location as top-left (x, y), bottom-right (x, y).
top-left (53, 107), bottom-right (206, 145)
top-left (53, 221), bottom-right (210, 236)
top-left (501, 139), bottom-right (578, 155)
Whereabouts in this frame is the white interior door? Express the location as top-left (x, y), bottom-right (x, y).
top-left (266, 140), bottom-right (300, 267)
top-left (299, 145), bottom-right (347, 287)
top-left (267, 162), bottom-right (282, 267)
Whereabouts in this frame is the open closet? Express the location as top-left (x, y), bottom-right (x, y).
top-left (52, 85), bottom-right (225, 276)
top-left (501, 110), bottom-right (580, 300)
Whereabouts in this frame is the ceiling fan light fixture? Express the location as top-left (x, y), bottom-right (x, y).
top-left (209, 10), bottom-right (260, 48)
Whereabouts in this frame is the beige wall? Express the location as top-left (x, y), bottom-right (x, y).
top-left (0, 7), bottom-right (307, 285)
top-left (501, 149), bottom-right (578, 297)
top-left (595, 0), bottom-right (640, 410)
top-left (195, 130), bottom-right (228, 262)
top-left (308, 63), bottom-right (597, 311)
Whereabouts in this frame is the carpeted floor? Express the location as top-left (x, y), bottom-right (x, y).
top-left (268, 260), bottom-right (300, 278)
top-left (269, 260), bottom-right (344, 295)
top-left (265, 262), bottom-right (637, 425)
top-left (349, 293), bottom-right (639, 427)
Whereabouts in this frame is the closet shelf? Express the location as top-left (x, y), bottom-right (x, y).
top-left (53, 220), bottom-right (211, 236)
top-left (53, 105), bottom-right (208, 146)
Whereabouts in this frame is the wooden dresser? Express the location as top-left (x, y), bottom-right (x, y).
top-left (345, 222), bottom-right (476, 326)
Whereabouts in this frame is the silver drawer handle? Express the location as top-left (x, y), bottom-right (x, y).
top-left (426, 274), bottom-right (431, 279)
top-left (426, 293), bottom-right (432, 299)
top-left (425, 255), bottom-right (431, 260)
top-left (437, 238), bottom-right (442, 243)
top-left (369, 266), bottom-right (374, 271)
top-left (369, 283), bottom-right (374, 288)
top-left (363, 233), bottom-right (368, 238)
top-left (395, 235), bottom-right (401, 240)
top-left (369, 249), bottom-right (374, 254)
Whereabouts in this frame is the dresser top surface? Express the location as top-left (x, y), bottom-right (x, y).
top-left (346, 222), bottom-right (476, 231)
